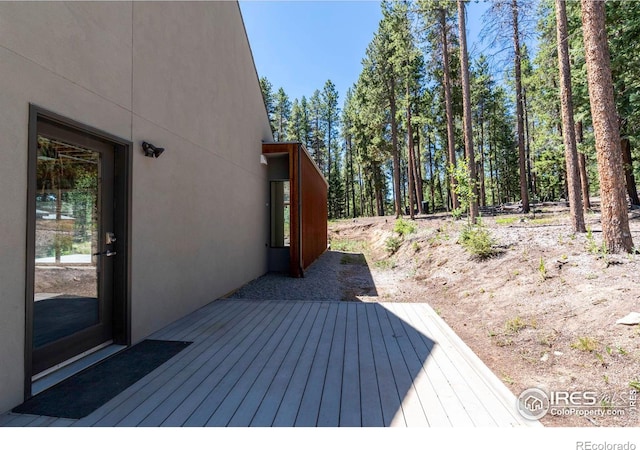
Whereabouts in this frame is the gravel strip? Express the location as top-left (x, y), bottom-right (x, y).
top-left (227, 251), bottom-right (343, 301)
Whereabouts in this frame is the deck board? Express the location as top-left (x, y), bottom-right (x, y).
top-left (271, 303), bottom-right (330, 426)
top-left (315, 302), bottom-right (346, 427)
top-left (375, 304), bottom-right (431, 427)
top-left (294, 303), bottom-right (337, 426)
top-left (1, 299), bottom-right (540, 428)
top-left (204, 302), bottom-right (309, 426)
top-left (413, 303), bottom-right (526, 426)
top-left (250, 303), bottom-right (336, 427)
top-left (84, 300), bottom-right (263, 426)
top-left (357, 304), bottom-right (384, 427)
top-left (394, 305), bottom-right (478, 426)
top-left (229, 302), bottom-right (322, 426)
top-left (162, 302), bottom-right (291, 426)
top-left (118, 301), bottom-right (276, 426)
top-left (387, 303), bottom-right (476, 426)
top-left (0, 413), bottom-right (18, 426)
top-left (339, 303), bottom-right (361, 426)
top-left (366, 303), bottom-right (405, 427)
top-left (46, 418), bottom-right (76, 427)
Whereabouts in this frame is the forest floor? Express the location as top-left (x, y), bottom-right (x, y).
top-left (328, 201), bottom-right (640, 427)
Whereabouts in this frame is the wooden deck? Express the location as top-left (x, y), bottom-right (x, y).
top-left (0, 299), bottom-right (540, 427)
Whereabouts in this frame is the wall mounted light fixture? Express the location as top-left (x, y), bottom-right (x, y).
top-left (142, 141), bottom-right (165, 158)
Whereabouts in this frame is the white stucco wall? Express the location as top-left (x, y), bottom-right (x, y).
top-left (0, 1), bottom-right (272, 413)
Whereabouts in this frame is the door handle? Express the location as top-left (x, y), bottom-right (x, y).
top-left (93, 250), bottom-right (117, 257)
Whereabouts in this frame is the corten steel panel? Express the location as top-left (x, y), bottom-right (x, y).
top-left (262, 143), bottom-right (294, 155)
top-left (300, 146), bottom-right (328, 269)
top-left (289, 144), bottom-right (301, 277)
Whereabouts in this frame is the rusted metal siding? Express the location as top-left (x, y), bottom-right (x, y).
top-left (290, 144), bottom-right (301, 277)
top-left (300, 145), bottom-right (328, 270)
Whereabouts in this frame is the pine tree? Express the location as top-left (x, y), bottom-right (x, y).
top-left (328, 156), bottom-right (346, 219)
top-left (366, 3), bottom-right (404, 218)
top-left (418, 0), bottom-right (460, 212)
top-left (299, 96), bottom-right (312, 150)
top-left (580, 0), bottom-right (634, 252)
top-left (555, 0), bottom-right (585, 232)
top-left (259, 76), bottom-right (276, 136)
top-left (288, 98), bottom-right (304, 142)
top-left (273, 87), bottom-right (291, 142)
top-left (309, 90), bottom-right (326, 170)
top-left (458, 0), bottom-right (479, 223)
top-left (483, 0), bottom-right (535, 212)
top-left (322, 80), bottom-right (340, 183)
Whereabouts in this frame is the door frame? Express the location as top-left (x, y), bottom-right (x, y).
top-left (24, 104), bottom-right (132, 399)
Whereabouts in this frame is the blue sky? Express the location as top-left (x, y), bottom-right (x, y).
top-left (239, 0), bottom-right (492, 107)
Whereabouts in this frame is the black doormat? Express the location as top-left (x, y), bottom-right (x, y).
top-left (13, 339), bottom-right (192, 419)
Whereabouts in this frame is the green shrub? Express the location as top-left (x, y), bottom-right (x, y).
top-left (538, 257), bottom-right (548, 280)
top-left (571, 336), bottom-right (599, 352)
top-left (459, 224), bottom-right (496, 259)
top-left (52, 234), bottom-right (74, 256)
top-left (331, 239), bottom-right (361, 252)
top-left (504, 316), bottom-right (528, 334)
top-left (495, 216), bottom-right (518, 225)
top-left (385, 235), bottom-right (402, 255)
top-left (394, 218), bottom-right (416, 237)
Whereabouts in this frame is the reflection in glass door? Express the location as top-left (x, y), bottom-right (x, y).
top-left (34, 136), bottom-right (100, 348)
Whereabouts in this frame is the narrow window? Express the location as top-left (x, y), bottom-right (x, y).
top-left (270, 180), bottom-right (290, 247)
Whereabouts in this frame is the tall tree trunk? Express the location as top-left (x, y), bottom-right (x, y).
top-left (580, 0), bottom-right (634, 252)
top-left (415, 131), bottom-right (425, 213)
top-left (524, 86), bottom-right (534, 195)
top-left (621, 138), bottom-right (640, 205)
top-left (373, 164), bottom-right (383, 216)
top-left (314, 115), bottom-right (320, 167)
top-left (440, 8), bottom-right (459, 211)
top-left (327, 117), bottom-right (332, 189)
top-left (575, 121), bottom-right (591, 211)
top-left (401, 159), bottom-right (406, 213)
top-left (368, 178), bottom-right (374, 216)
top-left (345, 137), bottom-right (351, 218)
top-left (479, 105), bottom-right (487, 207)
top-left (556, 0), bottom-right (586, 232)
top-left (428, 133), bottom-right (436, 211)
top-left (512, 0), bottom-right (530, 213)
top-left (389, 78), bottom-right (402, 218)
top-left (489, 136), bottom-right (496, 206)
top-left (530, 116), bottom-right (538, 195)
top-left (458, 0), bottom-right (479, 223)
top-left (349, 136), bottom-right (357, 217)
top-left (436, 169), bottom-right (445, 209)
top-left (407, 83), bottom-right (416, 219)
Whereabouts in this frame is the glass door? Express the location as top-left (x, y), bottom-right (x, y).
top-left (31, 120), bottom-right (115, 375)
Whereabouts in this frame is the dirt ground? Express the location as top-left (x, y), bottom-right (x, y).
top-left (35, 266), bottom-right (97, 298)
top-left (329, 202), bottom-right (640, 427)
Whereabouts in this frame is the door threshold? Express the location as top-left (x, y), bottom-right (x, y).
top-left (31, 342), bottom-right (127, 396)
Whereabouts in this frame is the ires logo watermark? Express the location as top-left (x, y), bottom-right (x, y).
top-left (517, 387), bottom-right (636, 420)
top-left (517, 387), bottom-right (550, 420)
